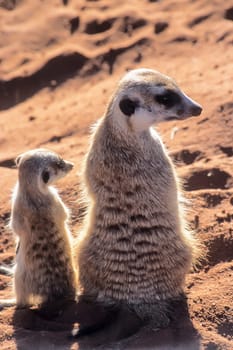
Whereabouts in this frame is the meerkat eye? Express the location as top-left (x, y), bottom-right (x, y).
top-left (155, 90), bottom-right (181, 108)
top-left (119, 98), bottom-right (138, 116)
top-left (42, 170), bottom-right (50, 183)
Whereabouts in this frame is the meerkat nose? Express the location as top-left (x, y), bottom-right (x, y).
top-left (65, 161), bottom-right (74, 171)
top-left (185, 97), bottom-right (202, 117)
top-left (183, 93), bottom-right (202, 117)
top-left (190, 104), bottom-right (202, 116)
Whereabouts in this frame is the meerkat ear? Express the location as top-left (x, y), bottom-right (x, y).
top-left (15, 155), bottom-right (22, 167)
top-left (119, 98), bottom-right (137, 116)
top-left (42, 169), bottom-right (50, 184)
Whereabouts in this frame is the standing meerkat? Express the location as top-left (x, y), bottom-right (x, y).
top-left (76, 68), bottom-right (202, 325)
top-left (3, 149), bottom-right (77, 307)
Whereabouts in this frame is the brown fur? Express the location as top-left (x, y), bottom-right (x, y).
top-left (76, 69), bottom-right (202, 324)
top-left (9, 149), bottom-right (77, 307)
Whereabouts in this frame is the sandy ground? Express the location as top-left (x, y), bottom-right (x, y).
top-left (0, 0), bottom-right (232, 349)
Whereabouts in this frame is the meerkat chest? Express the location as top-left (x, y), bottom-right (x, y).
top-left (101, 152), bottom-right (174, 201)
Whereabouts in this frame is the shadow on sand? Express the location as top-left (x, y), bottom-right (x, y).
top-left (11, 298), bottom-right (201, 350)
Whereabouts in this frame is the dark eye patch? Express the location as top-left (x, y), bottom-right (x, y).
top-left (155, 90), bottom-right (181, 108)
top-left (42, 170), bottom-right (50, 183)
top-left (53, 158), bottom-right (65, 171)
top-left (55, 159), bottom-right (65, 169)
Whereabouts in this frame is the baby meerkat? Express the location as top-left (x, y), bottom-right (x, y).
top-left (76, 68), bottom-right (202, 326)
top-left (2, 149), bottom-right (77, 307)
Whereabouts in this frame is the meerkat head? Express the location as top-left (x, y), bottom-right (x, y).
top-left (15, 149), bottom-right (74, 192)
top-left (111, 68), bottom-right (202, 133)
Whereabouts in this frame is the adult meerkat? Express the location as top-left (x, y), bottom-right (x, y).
top-left (2, 149), bottom-right (77, 307)
top-left (76, 68), bottom-right (202, 325)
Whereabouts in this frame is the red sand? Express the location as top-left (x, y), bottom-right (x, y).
top-left (0, 0), bottom-right (232, 349)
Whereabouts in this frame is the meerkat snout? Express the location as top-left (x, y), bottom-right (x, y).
top-left (181, 93), bottom-right (202, 117)
top-left (115, 68), bottom-right (202, 132)
top-left (41, 159), bottom-right (74, 185)
top-left (189, 103), bottom-right (202, 116)
top-left (64, 161), bottom-right (74, 171)
top-left (41, 160), bottom-right (74, 185)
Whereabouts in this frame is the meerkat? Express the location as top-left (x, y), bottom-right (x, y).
top-left (1, 149), bottom-right (77, 308)
top-left (76, 68), bottom-right (202, 326)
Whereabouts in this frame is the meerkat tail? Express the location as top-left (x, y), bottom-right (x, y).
top-left (0, 265), bottom-right (14, 276)
top-left (0, 298), bottom-right (17, 309)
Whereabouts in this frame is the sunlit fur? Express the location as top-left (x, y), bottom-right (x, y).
top-left (9, 149), bottom-right (77, 307)
top-left (76, 69), bottom-right (202, 325)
